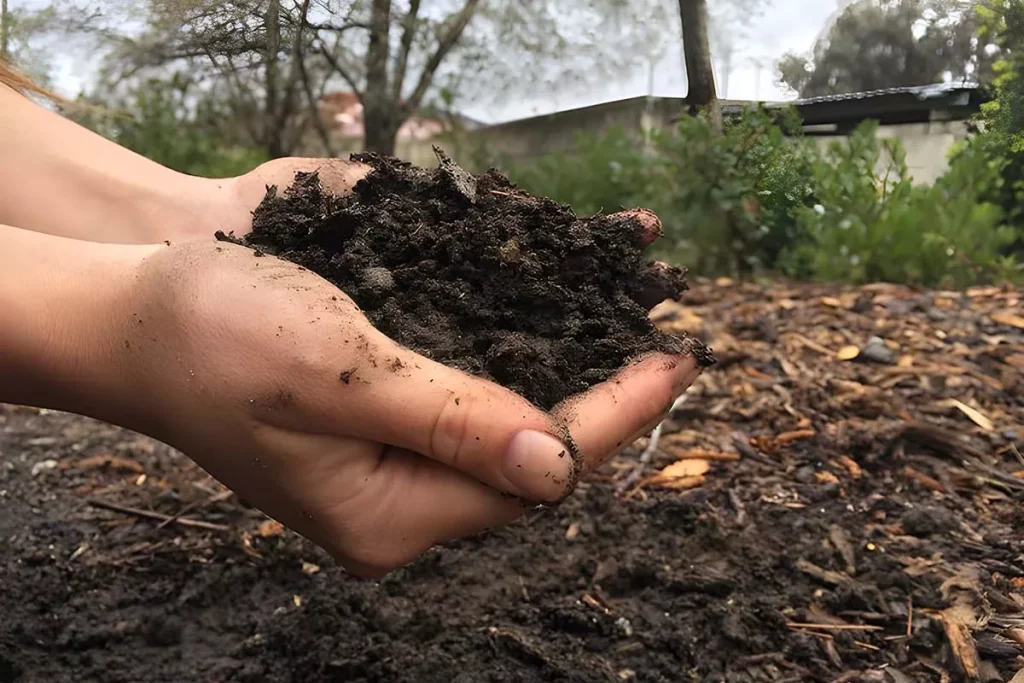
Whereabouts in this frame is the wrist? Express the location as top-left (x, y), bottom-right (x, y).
top-left (0, 225), bottom-right (157, 421)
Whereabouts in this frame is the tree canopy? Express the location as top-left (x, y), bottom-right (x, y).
top-left (777, 0), bottom-right (993, 98)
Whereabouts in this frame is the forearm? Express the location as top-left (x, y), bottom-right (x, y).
top-left (0, 85), bottom-right (229, 244)
top-left (0, 224), bottom-right (155, 420)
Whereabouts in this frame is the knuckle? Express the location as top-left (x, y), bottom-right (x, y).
top-left (428, 390), bottom-right (476, 468)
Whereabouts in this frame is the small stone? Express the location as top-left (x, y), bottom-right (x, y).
top-left (31, 459), bottom-right (58, 477)
top-left (860, 337), bottom-right (895, 365)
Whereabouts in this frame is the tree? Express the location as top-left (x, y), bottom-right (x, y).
top-left (777, 0), bottom-right (994, 98)
top-left (81, 0), bottom-right (672, 158)
top-left (679, 0), bottom-right (721, 131)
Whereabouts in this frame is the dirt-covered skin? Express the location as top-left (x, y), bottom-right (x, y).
top-left (220, 151), bottom-right (713, 409)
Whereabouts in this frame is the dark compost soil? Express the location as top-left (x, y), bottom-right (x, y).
top-left (3, 279), bottom-right (1024, 683)
top-left (217, 151), bottom-right (713, 409)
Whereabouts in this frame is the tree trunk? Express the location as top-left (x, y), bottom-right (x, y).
top-left (265, 0), bottom-right (283, 157)
top-left (364, 119), bottom-right (400, 157)
top-left (1, 0), bottom-right (10, 61)
top-left (362, 0), bottom-right (396, 154)
top-left (679, 0), bottom-right (721, 133)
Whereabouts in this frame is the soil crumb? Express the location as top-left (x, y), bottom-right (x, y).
top-left (222, 150), bottom-right (714, 409)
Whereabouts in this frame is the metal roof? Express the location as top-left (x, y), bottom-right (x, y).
top-left (787, 81), bottom-right (981, 107)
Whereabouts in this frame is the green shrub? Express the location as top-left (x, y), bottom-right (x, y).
top-left (783, 121), bottom-right (1019, 288)
top-left (643, 107), bottom-right (817, 275)
top-left (506, 126), bottom-right (648, 217)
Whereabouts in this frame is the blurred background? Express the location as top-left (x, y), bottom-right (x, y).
top-left (4, 0), bottom-right (1023, 288)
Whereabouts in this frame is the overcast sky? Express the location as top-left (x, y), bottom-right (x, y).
top-left (19, 0), bottom-right (847, 124)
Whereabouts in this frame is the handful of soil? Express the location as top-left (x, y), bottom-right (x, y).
top-left (221, 150), bottom-right (714, 409)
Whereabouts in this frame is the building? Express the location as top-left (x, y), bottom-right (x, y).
top-left (465, 82), bottom-right (987, 184)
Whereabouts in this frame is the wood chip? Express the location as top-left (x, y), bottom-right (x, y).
top-left (257, 519), bottom-right (285, 537)
top-left (776, 429), bottom-right (816, 444)
top-left (838, 456), bottom-right (863, 479)
top-left (565, 522), bottom-right (581, 540)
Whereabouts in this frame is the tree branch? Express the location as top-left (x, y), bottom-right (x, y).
top-left (317, 36), bottom-right (363, 97)
top-left (392, 0), bottom-right (422, 102)
top-left (407, 0), bottom-right (480, 110)
top-left (294, 0), bottom-right (336, 156)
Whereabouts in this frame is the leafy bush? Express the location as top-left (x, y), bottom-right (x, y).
top-left (643, 107), bottom-right (817, 275)
top-left (506, 126), bottom-right (648, 218)
top-left (73, 74), bottom-right (267, 178)
top-left (783, 121), bottom-right (1018, 288)
top-left (508, 107), bottom-right (817, 276)
top-left (491, 106), bottom-right (1021, 288)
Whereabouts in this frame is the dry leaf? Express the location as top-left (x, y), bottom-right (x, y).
top-left (1005, 354), bottom-right (1024, 369)
top-left (1013, 470), bottom-right (1024, 480)
top-left (1011, 577), bottom-right (1024, 589)
top-left (821, 297), bottom-right (843, 308)
top-left (257, 520), bottom-right (285, 537)
top-left (836, 345), bottom-right (861, 361)
top-left (301, 560), bottom-right (320, 575)
top-left (565, 522), bottom-right (581, 540)
top-left (991, 311), bottom-right (1024, 329)
top-left (641, 459), bottom-right (710, 490)
top-left (657, 459), bottom-right (711, 479)
top-left (947, 399), bottom-right (994, 431)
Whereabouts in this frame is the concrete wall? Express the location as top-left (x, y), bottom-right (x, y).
top-left (303, 97), bottom-right (972, 185)
top-left (811, 120), bottom-right (970, 185)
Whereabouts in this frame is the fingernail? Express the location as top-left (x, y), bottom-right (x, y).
top-left (671, 360), bottom-right (702, 397)
top-left (503, 430), bottom-right (574, 502)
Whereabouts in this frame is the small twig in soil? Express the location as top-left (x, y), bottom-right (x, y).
top-left (907, 596), bottom-right (914, 638)
top-left (616, 394), bottom-right (688, 494)
top-left (155, 490), bottom-right (234, 530)
top-left (731, 432), bottom-right (782, 469)
top-left (87, 498), bottom-right (230, 532)
top-left (728, 488), bottom-right (746, 526)
top-left (786, 622), bottom-right (884, 632)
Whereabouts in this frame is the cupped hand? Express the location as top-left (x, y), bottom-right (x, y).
top-left (121, 157), bottom-right (703, 577)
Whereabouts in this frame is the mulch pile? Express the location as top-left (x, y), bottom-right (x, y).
top-left (2, 278), bottom-right (1023, 683)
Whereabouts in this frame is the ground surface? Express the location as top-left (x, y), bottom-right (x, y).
top-left (2, 279), bottom-right (1023, 683)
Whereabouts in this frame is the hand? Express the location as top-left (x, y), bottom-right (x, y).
top-left (106, 222), bottom-right (701, 578)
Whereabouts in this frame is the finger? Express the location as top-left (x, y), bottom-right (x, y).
top-left (552, 353), bottom-right (703, 471)
top-left (334, 333), bottom-right (576, 504)
top-left (233, 158), bottom-right (372, 223)
top-left (610, 208), bottom-right (663, 247)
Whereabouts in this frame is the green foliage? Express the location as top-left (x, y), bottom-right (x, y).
top-left (73, 74), bottom-right (267, 178)
top-left (784, 121), bottom-right (1017, 287)
top-left (507, 126), bottom-right (647, 217)
top-left (506, 110), bottom-right (1020, 288)
top-left (643, 107), bottom-right (817, 275)
top-left (778, 0), bottom-right (994, 98)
